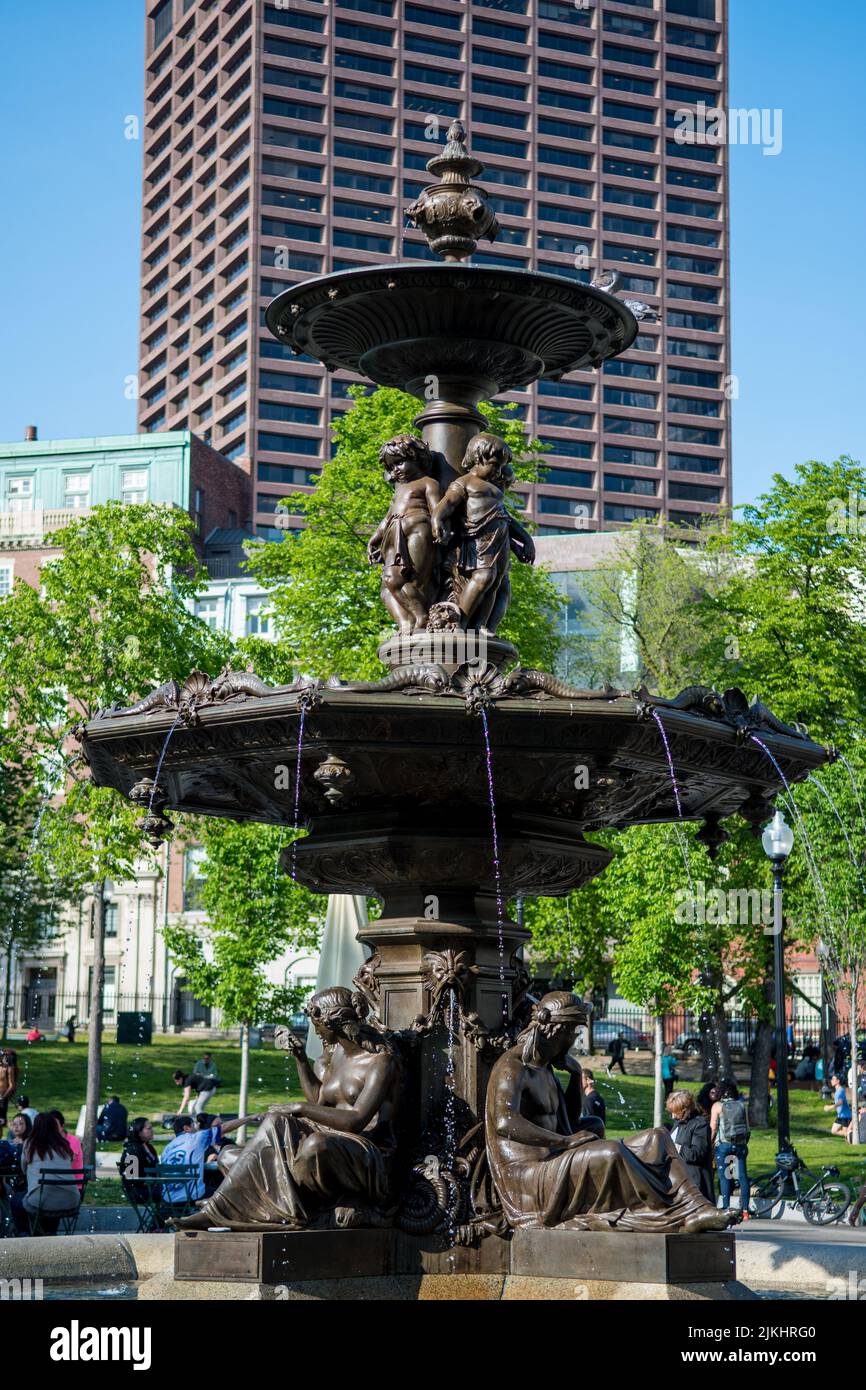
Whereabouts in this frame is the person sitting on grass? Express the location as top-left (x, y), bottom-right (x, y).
top-left (11, 1112), bottom-right (80, 1235)
top-left (825, 1073), bottom-right (852, 1136)
top-left (96, 1095), bottom-right (129, 1142)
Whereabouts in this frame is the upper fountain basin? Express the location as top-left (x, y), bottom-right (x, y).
top-left (265, 263), bottom-right (638, 397)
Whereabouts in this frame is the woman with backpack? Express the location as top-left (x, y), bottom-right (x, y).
top-left (711, 1079), bottom-right (752, 1219)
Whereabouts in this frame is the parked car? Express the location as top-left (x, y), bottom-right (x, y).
top-left (673, 1020), bottom-right (757, 1058)
top-left (589, 1019), bottom-right (652, 1052)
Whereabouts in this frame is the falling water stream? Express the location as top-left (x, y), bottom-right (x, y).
top-left (147, 714), bottom-right (182, 814)
top-left (749, 734), bottom-right (831, 914)
top-left (289, 702), bottom-right (308, 883)
top-left (838, 754), bottom-right (866, 839)
top-left (443, 986), bottom-right (458, 1261)
top-left (649, 710), bottom-right (695, 895)
top-left (479, 708), bottom-right (508, 1021)
top-left (806, 774), bottom-right (865, 884)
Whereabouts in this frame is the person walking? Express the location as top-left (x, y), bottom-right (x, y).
top-left (173, 1069), bottom-right (216, 1117)
top-left (711, 1079), bottom-right (751, 1219)
top-left (190, 1052), bottom-right (221, 1112)
top-left (825, 1073), bottom-right (852, 1136)
top-left (666, 1089), bottom-right (714, 1201)
top-left (607, 1031), bottom-right (627, 1076)
top-left (661, 1051), bottom-right (679, 1098)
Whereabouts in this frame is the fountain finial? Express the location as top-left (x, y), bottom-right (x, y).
top-left (405, 120), bottom-right (500, 262)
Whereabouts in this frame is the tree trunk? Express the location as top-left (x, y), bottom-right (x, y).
top-left (850, 981), bottom-right (861, 1145)
top-left (653, 1015), bottom-right (664, 1127)
top-left (749, 974), bottom-right (774, 1128)
top-left (712, 1004), bottom-right (732, 1079)
top-left (2, 939), bottom-right (13, 1041)
top-left (699, 1008), bottom-right (717, 1080)
top-left (82, 883), bottom-right (106, 1169)
top-left (237, 1021), bottom-right (251, 1146)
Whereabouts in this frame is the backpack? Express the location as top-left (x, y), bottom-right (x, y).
top-left (718, 1097), bottom-right (750, 1144)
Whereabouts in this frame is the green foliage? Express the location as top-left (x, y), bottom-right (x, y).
top-left (698, 457), bottom-right (866, 740)
top-left (0, 503), bottom-right (233, 892)
top-left (245, 386), bottom-right (563, 680)
top-left (162, 820), bottom-right (326, 1027)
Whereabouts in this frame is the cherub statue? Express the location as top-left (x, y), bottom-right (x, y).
top-left (431, 432), bottom-right (535, 635)
top-left (367, 434), bottom-right (442, 634)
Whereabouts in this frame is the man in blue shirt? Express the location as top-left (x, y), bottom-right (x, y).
top-left (161, 1116), bottom-right (223, 1203)
top-left (161, 1114), bottom-right (252, 1205)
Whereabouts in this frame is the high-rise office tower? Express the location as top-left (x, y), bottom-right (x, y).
top-left (140, 0), bottom-right (729, 539)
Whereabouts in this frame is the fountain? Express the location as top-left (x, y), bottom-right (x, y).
top-left (79, 124), bottom-right (830, 1299)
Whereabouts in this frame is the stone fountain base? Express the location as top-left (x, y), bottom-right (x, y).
top-left (173, 1227), bottom-right (751, 1301)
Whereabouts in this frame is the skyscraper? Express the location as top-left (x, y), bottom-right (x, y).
top-left (140, 0), bottom-right (729, 540)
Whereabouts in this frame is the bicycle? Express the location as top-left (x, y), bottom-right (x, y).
top-left (751, 1151), bottom-right (851, 1224)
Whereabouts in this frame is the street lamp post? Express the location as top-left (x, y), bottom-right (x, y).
top-left (762, 809), bottom-right (795, 1155)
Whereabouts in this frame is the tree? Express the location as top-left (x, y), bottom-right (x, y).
top-left (163, 819), bottom-right (325, 1138)
top-left (245, 386), bottom-right (564, 680)
top-left (0, 503), bottom-right (232, 1162)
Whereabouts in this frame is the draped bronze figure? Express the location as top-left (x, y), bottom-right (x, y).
top-left (181, 988), bottom-right (403, 1231)
top-left (485, 993), bottom-right (731, 1234)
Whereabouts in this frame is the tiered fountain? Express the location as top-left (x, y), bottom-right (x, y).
top-left (81, 125), bottom-right (828, 1299)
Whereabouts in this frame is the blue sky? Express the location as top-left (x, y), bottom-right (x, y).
top-left (0, 0), bottom-right (862, 508)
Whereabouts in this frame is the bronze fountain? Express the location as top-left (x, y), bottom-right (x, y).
top-left (81, 125), bottom-right (829, 1295)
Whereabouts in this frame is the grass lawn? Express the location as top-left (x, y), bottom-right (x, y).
top-left (9, 1040), bottom-right (865, 1208)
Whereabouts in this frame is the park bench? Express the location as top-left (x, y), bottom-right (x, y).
top-left (121, 1162), bottom-right (200, 1232)
top-left (27, 1166), bottom-right (93, 1236)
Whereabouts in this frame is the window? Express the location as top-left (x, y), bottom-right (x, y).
top-left (537, 30), bottom-right (591, 55)
top-left (104, 903), bottom-right (119, 938)
top-left (667, 56), bottom-right (718, 79)
top-left (404, 62), bottom-right (461, 86)
top-left (183, 845), bottom-right (207, 912)
top-left (336, 108), bottom-right (394, 135)
top-left (261, 95), bottom-right (323, 124)
top-left (538, 145), bottom-right (592, 170)
top-left (538, 204), bottom-right (591, 228)
top-left (603, 213), bottom-right (656, 237)
top-left (604, 73), bottom-right (656, 97)
top-left (121, 469), bottom-right (148, 505)
top-left (604, 473), bottom-right (657, 496)
top-left (0, 562), bottom-right (13, 597)
top-left (538, 495), bottom-right (593, 517)
top-left (405, 32), bottom-right (461, 59)
top-left (669, 453), bottom-right (722, 473)
top-left (195, 596), bottom-right (220, 630)
top-left (472, 46), bottom-right (526, 72)
top-left (537, 378), bottom-right (592, 400)
top-left (334, 79), bottom-right (393, 106)
top-left (604, 129), bottom-right (656, 152)
top-left (603, 243), bottom-right (656, 266)
top-left (669, 338), bottom-right (719, 359)
top-left (604, 417), bottom-right (657, 437)
top-left (667, 225), bottom-right (720, 247)
top-left (484, 165), bottom-right (530, 187)
top-left (261, 157), bottom-right (322, 183)
top-left (669, 480), bottom-right (722, 503)
top-left (193, 487), bottom-right (204, 533)
top-left (336, 19), bottom-right (392, 45)
top-left (335, 51), bottom-right (393, 76)
top-left (666, 138), bottom-right (718, 164)
top-left (604, 446), bottom-right (658, 467)
top-left (333, 229), bottom-right (393, 253)
top-left (258, 463), bottom-right (318, 485)
top-left (603, 100), bottom-right (656, 125)
top-left (668, 424), bottom-right (722, 445)
top-left (604, 14), bottom-right (655, 37)
top-left (152, 0), bottom-right (172, 49)
top-left (64, 473), bottom-right (91, 510)
top-left (667, 252), bottom-right (720, 275)
top-left (334, 138), bottom-right (393, 164)
top-left (262, 216), bottom-right (322, 242)
top-left (668, 281), bottom-right (719, 303)
top-left (535, 435), bottom-right (593, 459)
top-left (668, 167), bottom-right (718, 192)
top-left (473, 76), bottom-right (527, 102)
top-left (538, 175), bottom-right (592, 200)
top-left (265, 3), bottom-right (325, 28)
top-left (604, 502), bottom-right (658, 522)
top-left (405, 2), bottom-right (459, 26)
top-left (604, 185), bottom-right (656, 209)
top-left (603, 42), bottom-right (656, 68)
top-left (474, 17), bottom-right (527, 42)
top-left (260, 401), bottom-right (321, 425)
top-left (262, 121), bottom-right (322, 152)
top-left (245, 594), bottom-right (272, 637)
top-left (667, 310), bottom-right (720, 331)
top-left (667, 365), bottom-right (721, 388)
top-left (472, 104), bottom-right (527, 130)
top-left (668, 195), bottom-right (719, 220)
top-left (669, 395), bottom-right (720, 417)
top-left (602, 156), bottom-right (656, 182)
top-left (258, 432), bottom-right (322, 456)
top-left (666, 0), bottom-right (717, 21)
top-left (335, 169), bottom-right (393, 194)
top-left (538, 60), bottom-right (591, 85)
top-left (604, 387), bottom-right (656, 409)
top-left (538, 467), bottom-right (593, 488)
top-left (537, 89), bottom-right (592, 114)
top-left (262, 188), bottom-right (322, 215)
top-left (667, 24), bottom-right (718, 51)
top-left (604, 359), bottom-right (657, 380)
top-left (538, 116), bottom-right (591, 142)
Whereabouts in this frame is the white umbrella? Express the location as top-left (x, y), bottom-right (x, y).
top-left (304, 895), bottom-right (369, 1060)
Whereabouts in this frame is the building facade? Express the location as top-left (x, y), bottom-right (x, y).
top-left (139, 0), bottom-right (731, 542)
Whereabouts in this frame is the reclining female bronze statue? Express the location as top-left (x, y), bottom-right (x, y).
top-left (485, 992), bottom-right (731, 1234)
top-left (181, 987), bottom-right (403, 1230)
